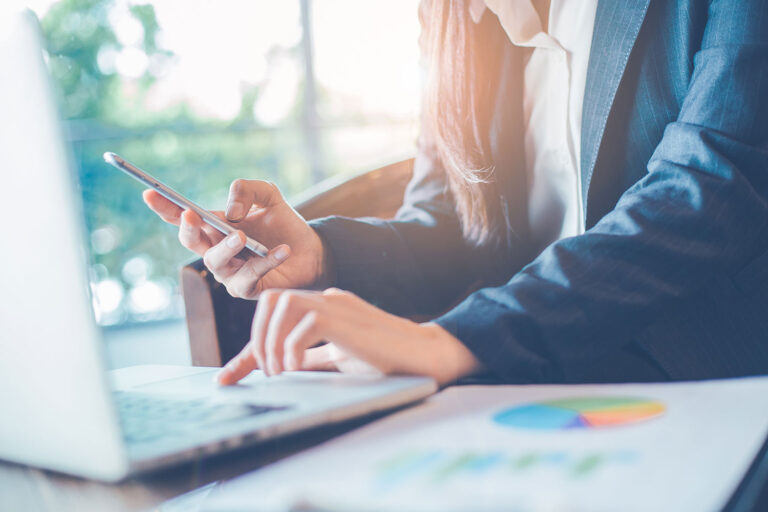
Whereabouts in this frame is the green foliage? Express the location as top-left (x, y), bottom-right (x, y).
top-left (41, 0), bottom-right (117, 119)
top-left (39, 0), bottom-right (311, 324)
top-left (128, 4), bottom-right (161, 53)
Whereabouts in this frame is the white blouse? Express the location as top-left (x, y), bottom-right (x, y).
top-left (470, 0), bottom-right (598, 252)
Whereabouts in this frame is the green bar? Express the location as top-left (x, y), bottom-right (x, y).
top-left (431, 453), bottom-right (480, 483)
top-left (377, 450), bottom-right (423, 474)
top-left (510, 452), bottom-right (540, 472)
top-left (571, 454), bottom-right (603, 478)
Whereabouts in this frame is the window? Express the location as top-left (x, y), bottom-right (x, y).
top-left (31, 0), bottom-right (421, 331)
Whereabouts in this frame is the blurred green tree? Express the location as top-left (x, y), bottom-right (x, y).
top-left (39, 0), bottom-right (309, 324)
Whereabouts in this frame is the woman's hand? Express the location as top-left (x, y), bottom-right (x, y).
top-left (216, 288), bottom-right (483, 386)
top-left (143, 179), bottom-right (334, 298)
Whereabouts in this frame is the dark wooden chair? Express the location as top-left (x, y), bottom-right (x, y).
top-left (180, 159), bottom-right (414, 367)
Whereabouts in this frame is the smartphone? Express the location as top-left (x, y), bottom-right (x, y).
top-left (103, 152), bottom-right (269, 257)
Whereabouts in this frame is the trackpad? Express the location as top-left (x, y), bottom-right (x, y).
top-left (130, 369), bottom-right (346, 405)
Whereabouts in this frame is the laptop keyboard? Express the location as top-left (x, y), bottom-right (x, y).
top-left (115, 391), bottom-right (290, 444)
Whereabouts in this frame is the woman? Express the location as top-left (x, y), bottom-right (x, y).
top-left (146, 0), bottom-right (768, 386)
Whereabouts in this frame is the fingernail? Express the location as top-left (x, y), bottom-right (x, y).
top-left (226, 232), bottom-right (242, 248)
top-left (227, 201), bottom-right (245, 219)
top-left (285, 354), bottom-right (297, 371)
top-left (274, 246), bottom-right (290, 262)
top-left (214, 370), bottom-right (226, 384)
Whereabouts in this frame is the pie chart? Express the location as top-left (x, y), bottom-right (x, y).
top-left (493, 396), bottom-right (665, 430)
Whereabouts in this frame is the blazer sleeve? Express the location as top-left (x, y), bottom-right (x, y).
top-left (433, 1), bottom-right (768, 382)
top-left (310, 137), bottom-right (524, 317)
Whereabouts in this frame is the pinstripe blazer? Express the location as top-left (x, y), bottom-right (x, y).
top-left (311, 0), bottom-right (768, 383)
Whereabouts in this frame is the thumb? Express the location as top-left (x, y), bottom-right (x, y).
top-left (242, 244), bottom-right (292, 289)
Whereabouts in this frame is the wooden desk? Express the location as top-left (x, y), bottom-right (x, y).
top-left (4, 387), bottom-right (768, 512)
top-left (0, 415), bottom-right (382, 512)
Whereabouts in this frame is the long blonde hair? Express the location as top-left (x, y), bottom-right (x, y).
top-left (420, 0), bottom-right (507, 244)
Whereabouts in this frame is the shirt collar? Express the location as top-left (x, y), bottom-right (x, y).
top-left (469, 0), bottom-right (561, 50)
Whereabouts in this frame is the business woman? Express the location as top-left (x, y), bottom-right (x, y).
top-left (146, 0), bottom-right (768, 386)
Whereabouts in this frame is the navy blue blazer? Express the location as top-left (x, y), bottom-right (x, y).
top-left (311, 0), bottom-right (768, 383)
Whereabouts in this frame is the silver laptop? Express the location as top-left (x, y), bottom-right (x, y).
top-left (0, 10), bottom-right (436, 482)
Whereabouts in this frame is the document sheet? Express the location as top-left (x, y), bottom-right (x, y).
top-left (197, 377), bottom-right (768, 512)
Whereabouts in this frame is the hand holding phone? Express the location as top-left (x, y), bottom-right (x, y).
top-left (106, 151), bottom-right (332, 299)
top-left (103, 152), bottom-right (269, 257)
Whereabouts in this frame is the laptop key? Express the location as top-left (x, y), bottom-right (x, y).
top-left (114, 392), bottom-right (290, 444)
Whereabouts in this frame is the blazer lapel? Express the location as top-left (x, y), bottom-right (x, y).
top-left (580, 0), bottom-right (652, 215)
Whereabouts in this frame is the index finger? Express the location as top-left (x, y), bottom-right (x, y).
top-left (216, 343), bottom-right (260, 386)
top-left (225, 179), bottom-right (284, 222)
top-left (143, 189), bottom-right (183, 225)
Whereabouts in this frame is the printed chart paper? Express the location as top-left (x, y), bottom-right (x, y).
top-left (198, 377), bottom-right (768, 512)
